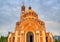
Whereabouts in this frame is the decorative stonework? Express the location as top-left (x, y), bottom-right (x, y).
top-left (20, 30), bottom-right (24, 34)
top-left (36, 30), bottom-right (40, 34)
top-left (36, 30), bottom-right (40, 42)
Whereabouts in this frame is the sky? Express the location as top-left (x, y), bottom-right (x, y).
top-left (0, 0), bottom-right (60, 36)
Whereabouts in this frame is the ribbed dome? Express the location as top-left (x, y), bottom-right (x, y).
top-left (25, 9), bottom-right (38, 18)
top-left (20, 9), bottom-right (38, 20)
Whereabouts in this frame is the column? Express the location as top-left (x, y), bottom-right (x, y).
top-left (8, 33), bottom-right (12, 42)
top-left (42, 31), bottom-right (46, 42)
top-left (8, 37), bottom-right (10, 42)
top-left (20, 30), bottom-right (24, 42)
top-left (49, 33), bottom-right (53, 42)
top-left (15, 31), bottom-right (18, 42)
top-left (36, 30), bottom-right (40, 42)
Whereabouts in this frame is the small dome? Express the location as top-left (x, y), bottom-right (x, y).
top-left (28, 6), bottom-right (31, 10)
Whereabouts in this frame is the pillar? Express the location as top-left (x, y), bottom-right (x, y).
top-left (8, 33), bottom-right (12, 42)
top-left (20, 30), bottom-right (24, 42)
top-left (15, 31), bottom-right (18, 42)
top-left (49, 33), bottom-right (53, 42)
top-left (42, 31), bottom-right (46, 42)
top-left (36, 30), bottom-right (40, 42)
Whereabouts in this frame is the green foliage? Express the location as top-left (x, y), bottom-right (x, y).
top-left (0, 36), bottom-right (8, 42)
top-left (54, 39), bottom-right (60, 42)
top-left (57, 39), bottom-right (60, 42)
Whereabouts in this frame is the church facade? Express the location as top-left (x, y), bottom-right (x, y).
top-left (8, 5), bottom-right (53, 42)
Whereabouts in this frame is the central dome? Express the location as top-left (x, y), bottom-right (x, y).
top-left (26, 7), bottom-right (38, 16)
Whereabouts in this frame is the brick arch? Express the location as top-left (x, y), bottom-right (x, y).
top-left (20, 19), bottom-right (40, 30)
top-left (26, 32), bottom-right (34, 42)
top-left (25, 27), bottom-right (35, 42)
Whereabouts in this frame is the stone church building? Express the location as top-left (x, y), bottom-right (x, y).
top-left (8, 5), bottom-right (53, 42)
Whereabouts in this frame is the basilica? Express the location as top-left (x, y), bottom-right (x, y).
top-left (8, 5), bottom-right (53, 42)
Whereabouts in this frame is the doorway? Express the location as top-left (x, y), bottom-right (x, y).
top-left (26, 32), bottom-right (34, 42)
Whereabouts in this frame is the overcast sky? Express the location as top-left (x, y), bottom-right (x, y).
top-left (0, 0), bottom-right (60, 36)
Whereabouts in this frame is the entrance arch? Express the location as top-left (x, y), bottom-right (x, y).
top-left (26, 32), bottom-right (34, 42)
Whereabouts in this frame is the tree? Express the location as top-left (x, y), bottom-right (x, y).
top-left (54, 39), bottom-right (58, 42)
top-left (0, 36), bottom-right (8, 42)
top-left (57, 39), bottom-right (60, 42)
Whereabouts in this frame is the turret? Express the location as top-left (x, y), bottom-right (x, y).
top-left (21, 5), bottom-right (25, 11)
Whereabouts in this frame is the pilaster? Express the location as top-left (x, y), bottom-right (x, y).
top-left (36, 30), bottom-right (40, 42)
top-left (15, 31), bottom-right (18, 42)
top-left (42, 31), bottom-right (46, 42)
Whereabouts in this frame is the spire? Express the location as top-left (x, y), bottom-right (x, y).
top-left (21, 1), bottom-right (25, 11)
